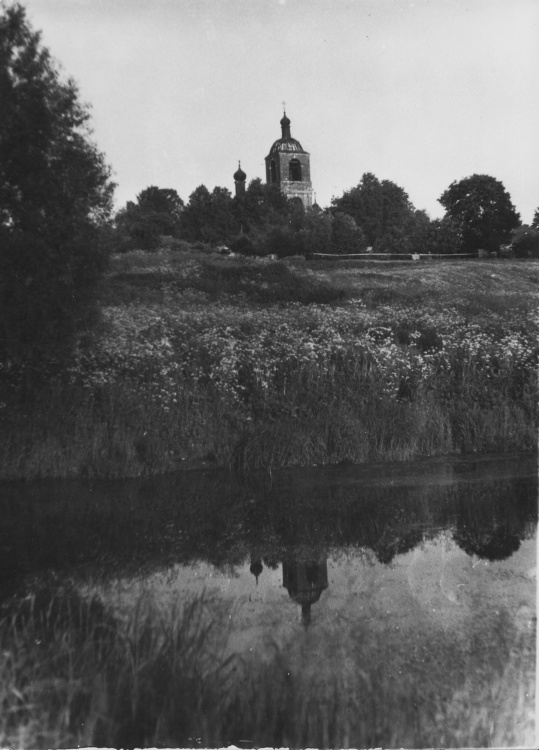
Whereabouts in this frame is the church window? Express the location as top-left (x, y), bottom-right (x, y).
top-left (270, 160), bottom-right (277, 183)
top-left (289, 158), bottom-right (302, 181)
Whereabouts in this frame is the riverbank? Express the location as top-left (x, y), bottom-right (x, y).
top-left (1, 250), bottom-right (537, 479)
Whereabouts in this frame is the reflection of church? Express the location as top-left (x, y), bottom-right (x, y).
top-left (283, 556), bottom-right (328, 627)
top-left (235, 109), bottom-right (314, 210)
top-left (250, 554), bottom-right (328, 628)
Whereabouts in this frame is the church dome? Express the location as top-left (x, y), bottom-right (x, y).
top-left (288, 587), bottom-right (325, 607)
top-left (234, 162), bottom-right (246, 181)
top-left (269, 137), bottom-right (306, 155)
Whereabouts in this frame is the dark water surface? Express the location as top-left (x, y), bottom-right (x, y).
top-left (0, 454), bottom-right (537, 747)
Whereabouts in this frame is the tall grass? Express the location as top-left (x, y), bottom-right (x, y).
top-left (0, 368), bottom-right (534, 479)
top-left (1, 253), bottom-right (537, 479)
top-left (0, 586), bottom-right (534, 748)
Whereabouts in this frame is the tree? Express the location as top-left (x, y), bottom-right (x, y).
top-left (511, 226), bottom-right (539, 258)
top-left (207, 186), bottom-right (237, 243)
top-left (425, 216), bottom-right (463, 255)
top-left (330, 212), bottom-right (367, 254)
top-left (438, 174), bottom-right (520, 254)
top-left (114, 187), bottom-right (184, 250)
top-left (299, 211), bottom-right (333, 254)
top-left (180, 185), bottom-right (238, 243)
top-left (399, 209), bottom-right (432, 254)
top-left (532, 207), bottom-right (539, 229)
top-left (331, 172), bottom-right (415, 248)
top-left (0, 3), bottom-right (115, 378)
top-left (235, 178), bottom-right (290, 232)
top-left (180, 184), bottom-right (213, 241)
top-left (136, 186), bottom-right (183, 236)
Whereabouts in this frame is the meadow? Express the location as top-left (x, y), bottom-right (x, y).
top-left (1, 248), bottom-right (537, 479)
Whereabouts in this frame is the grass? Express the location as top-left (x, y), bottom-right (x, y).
top-left (0, 582), bottom-right (534, 748)
top-left (0, 248), bottom-right (537, 479)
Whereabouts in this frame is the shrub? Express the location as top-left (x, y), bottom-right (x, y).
top-left (511, 226), bottom-right (539, 258)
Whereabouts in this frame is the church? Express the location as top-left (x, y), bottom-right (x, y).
top-left (234, 109), bottom-right (314, 210)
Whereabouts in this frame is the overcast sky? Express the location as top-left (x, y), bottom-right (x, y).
top-left (20, 0), bottom-right (539, 222)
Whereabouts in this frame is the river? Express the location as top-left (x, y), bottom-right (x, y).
top-left (0, 453), bottom-right (536, 747)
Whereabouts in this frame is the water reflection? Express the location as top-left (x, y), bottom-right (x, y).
top-left (0, 456), bottom-right (536, 593)
top-left (0, 456), bottom-right (536, 748)
top-left (282, 554), bottom-right (328, 627)
top-left (250, 553), bottom-right (329, 626)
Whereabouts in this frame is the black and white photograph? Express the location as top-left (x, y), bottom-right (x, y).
top-left (0, 0), bottom-right (537, 747)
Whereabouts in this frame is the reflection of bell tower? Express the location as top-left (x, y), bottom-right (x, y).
top-left (283, 556), bottom-right (328, 627)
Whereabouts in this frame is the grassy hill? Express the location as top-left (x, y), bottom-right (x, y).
top-left (1, 248), bottom-right (537, 479)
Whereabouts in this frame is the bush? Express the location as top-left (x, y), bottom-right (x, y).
top-left (511, 226), bottom-right (539, 258)
top-left (230, 235), bottom-right (257, 256)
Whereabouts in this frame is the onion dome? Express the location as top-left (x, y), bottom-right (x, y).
top-left (234, 161), bottom-right (246, 182)
top-left (269, 137), bottom-right (306, 155)
top-left (250, 559), bottom-right (263, 584)
top-left (267, 109), bottom-right (306, 155)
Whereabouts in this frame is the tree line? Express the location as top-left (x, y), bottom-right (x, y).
top-left (115, 172), bottom-right (538, 260)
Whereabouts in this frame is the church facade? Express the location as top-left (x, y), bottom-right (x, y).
top-left (235, 110), bottom-right (314, 210)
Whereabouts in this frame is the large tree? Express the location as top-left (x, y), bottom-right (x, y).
top-left (330, 212), bottom-right (367, 254)
top-left (234, 178), bottom-right (290, 232)
top-left (180, 184), bottom-right (239, 243)
top-left (0, 3), bottom-right (115, 377)
top-left (438, 174), bottom-right (520, 254)
top-left (115, 186), bottom-right (183, 249)
top-left (331, 172), bottom-right (415, 248)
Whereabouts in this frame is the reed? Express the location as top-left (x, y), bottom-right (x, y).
top-left (0, 586), bottom-right (534, 748)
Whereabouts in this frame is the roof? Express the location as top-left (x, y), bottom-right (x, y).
top-left (268, 137), bottom-right (307, 156)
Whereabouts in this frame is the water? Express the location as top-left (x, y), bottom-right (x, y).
top-left (0, 454), bottom-right (536, 747)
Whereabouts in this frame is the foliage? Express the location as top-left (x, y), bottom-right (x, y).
top-left (299, 210), bottom-right (333, 254)
top-left (114, 186), bottom-right (184, 251)
top-left (1, 253), bottom-right (537, 478)
top-left (330, 212), bottom-right (367, 254)
top-left (439, 174), bottom-right (520, 254)
top-left (235, 178), bottom-right (291, 232)
top-left (511, 226), bottom-right (539, 258)
top-left (397, 209), bottom-right (432, 254)
top-left (425, 215), bottom-right (463, 255)
top-left (230, 234), bottom-right (257, 256)
top-left (331, 172), bottom-right (415, 249)
top-left (532, 207), bottom-right (539, 229)
top-left (180, 184), bottom-right (238, 243)
top-left (0, 3), bottom-right (114, 377)
top-left (264, 225), bottom-right (304, 257)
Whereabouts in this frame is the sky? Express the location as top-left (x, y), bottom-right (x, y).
top-left (18, 0), bottom-right (539, 222)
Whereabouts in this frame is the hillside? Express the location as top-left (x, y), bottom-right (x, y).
top-left (1, 249), bottom-right (537, 479)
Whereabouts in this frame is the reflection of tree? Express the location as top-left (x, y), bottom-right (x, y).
top-left (373, 528), bottom-right (426, 565)
top-left (453, 525), bottom-right (521, 561)
top-left (1, 469), bottom-right (535, 584)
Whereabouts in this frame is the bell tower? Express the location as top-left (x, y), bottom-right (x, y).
top-left (265, 108), bottom-right (313, 210)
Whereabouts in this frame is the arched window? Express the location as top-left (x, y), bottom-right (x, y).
top-left (290, 197), bottom-right (304, 215)
top-left (270, 160), bottom-right (278, 183)
top-left (289, 158), bottom-right (302, 181)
